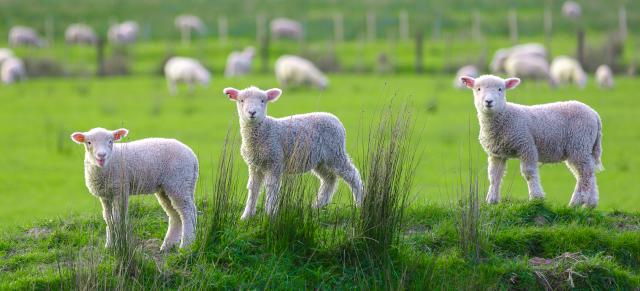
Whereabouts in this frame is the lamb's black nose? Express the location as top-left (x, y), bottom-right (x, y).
top-left (249, 111), bottom-right (256, 117)
top-left (485, 100), bottom-right (493, 105)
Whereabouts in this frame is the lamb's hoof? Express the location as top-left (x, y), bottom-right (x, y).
top-left (312, 201), bottom-right (328, 209)
top-left (529, 194), bottom-right (545, 201)
top-left (240, 212), bottom-right (254, 220)
top-left (104, 241), bottom-right (114, 249)
top-left (486, 195), bottom-right (500, 204)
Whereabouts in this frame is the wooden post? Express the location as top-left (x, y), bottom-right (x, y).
top-left (432, 14), bottom-right (441, 40)
top-left (399, 10), bottom-right (409, 41)
top-left (260, 28), bottom-right (270, 73)
top-left (576, 28), bottom-right (585, 67)
top-left (333, 12), bottom-right (344, 43)
top-left (96, 37), bottom-right (105, 76)
top-left (544, 7), bottom-right (553, 52)
top-left (619, 5), bottom-right (627, 41)
top-left (415, 30), bottom-right (423, 74)
top-left (45, 16), bottom-right (54, 46)
top-left (256, 13), bottom-right (266, 44)
top-left (472, 11), bottom-right (482, 41)
top-left (218, 16), bottom-right (228, 45)
top-left (181, 27), bottom-right (191, 45)
top-left (508, 9), bottom-right (518, 44)
top-left (367, 11), bottom-right (376, 42)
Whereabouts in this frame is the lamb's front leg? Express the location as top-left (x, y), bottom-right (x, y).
top-left (487, 156), bottom-right (506, 204)
top-left (241, 169), bottom-right (264, 220)
top-left (110, 193), bottom-right (130, 246)
top-left (263, 170), bottom-right (282, 217)
top-left (520, 156), bottom-right (544, 200)
top-left (99, 197), bottom-right (114, 248)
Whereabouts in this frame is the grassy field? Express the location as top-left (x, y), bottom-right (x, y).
top-left (1, 73), bottom-right (639, 227)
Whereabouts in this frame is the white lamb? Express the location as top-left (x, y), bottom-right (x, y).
top-left (70, 128), bottom-right (199, 251)
top-left (223, 86), bottom-right (363, 219)
top-left (595, 65), bottom-right (614, 89)
top-left (270, 18), bottom-right (302, 40)
top-left (459, 75), bottom-right (603, 207)
top-left (0, 48), bottom-right (14, 64)
top-left (562, 1), bottom-right (582, 19)
top-left (175, 14), bottom-right (205, 34)
top-left (504, 55), bottom-right (556, 87)
top-left (1, 57), bottom-right (27, 84)
top-left (164, 56), bottom-right (211, 95)
top-left (224, 47), bottom-right (255, 77)
top-left (275, 55), bottom-right (328, 90)
top-left (108, 21), bottom-right (139, 44)
top-left (550, 56), bottom-right (587, 89)
top-left (454, 65), bottom-right (479, 89)
top-left (9, 26), bottom-right (43, 47)
top-left (65, 23), bottom-right (98, 45)
top-left (490, 43), bottom-right (547, 74)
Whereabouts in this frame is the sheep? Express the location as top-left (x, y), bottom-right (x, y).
top-left (504, 55), bottom-right (556, 87)
top-left (454, 65), bottom-right (479, 89)
top-left (1, 57), bottom-right (27, 84)
top-left (550, 56), bottom-right (587, 88)
top-left (164, 56), bottom-right (211, 95)
top-left (562, 1), bottom-right (582, 19)
top-left (459, 75), bottom-right (603, 207)
top-left (0, 48), bottom-right (14, 64)
top-left (595, 65), bottom-right (614, 89)
top-left (275, 55), bottom-right (328, 90)
top-left (65, 23), bottom-right (98, 45)
top-left (270, 18), bottom-right (302, 40)
top-left (224, 47), bottom-right (255, 78)
top-left (108, 21), bottom-right (139, 44)
top-left (490, 43), bottom-right (547, 74)
top-left (9, 26), bottom-right (43, 47)
top-left (223, 86), bottom-right (363, 219)
top-left (70, 128), bottom-right (198, 251)
top-left (175, 14), bottom-right (205, 34)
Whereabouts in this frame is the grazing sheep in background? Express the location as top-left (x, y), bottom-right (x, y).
top-left (460, 75), bottom-right (603, 207)
top-left (1, 57), bottom-right (26, 84)
top-left (490, 43), bottom-right (547, 74)
top-left (175, 14), bottom-right (205, 34)
top-left (223, 86), bottom-right (363, 219)
top-left (164, 56), bottom-right (211, 95)
top-left (454, 65), bottom-right (479, 88)
top-left (504, 56), bottom-right (556, 87)
top-left (275, 55), bottom-right (328, 90)
top-left (595, 65), bottom-right (614, 89)
top-left (270, 18), bottom-right (302, 40)
top-left (0, 48), bottom-right (14, 64)
top-left (550, 56), bottom-right (587, 89)
top-left (70, 128), bottom-right (199, 251)
top-left (562, 1), bottom-right (582, 19)
top-left (108, 21), bottom-right (139, 44)
top-left (224, 47), bottom-right (255, 77)
top-left (65, 23), bottom-right (98, 45)
top-left (9, 26), bottom-right (43, 47)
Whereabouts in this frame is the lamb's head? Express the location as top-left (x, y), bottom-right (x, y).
top-left (224, 86), bottom-right (282, 124)
top-left (70, 127), bottom-right (128, 167)
top-left (460, 75), bottom-right (520, 114)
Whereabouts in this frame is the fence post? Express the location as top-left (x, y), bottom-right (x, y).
top-left (544, 6), bottom-right (553, 53)
top-left (399, 10), bottom-right (409, 41)
top-left (256, 13), bottom-right (266, 44)
top-left (333, 12), bottom-right (344, 43)
top-left (415, 30), bottom-right (423, 74)
top-left (619, 5), bottom-right (627, 41)
top-left (576, 28), bottom-right (585, 67)
top-left (218, 16), bottom-right (228, 45)
top-left (508, 9), bottom-right (518, 43)
top-left (472, 11), bottom-right (482, 41)
top-left (367, 11), bottom-right (376, 42)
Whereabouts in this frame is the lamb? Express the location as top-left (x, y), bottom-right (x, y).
top-left (459, 75), bottom-right (603, 207)
top-left (164, 56), bottom-right (211, 95)
top-left (223, 86), bottom-right (363, 219)
top-left (504, 55), bottom-right (556, 87)
top-left (562, 1), bottom-right (582, 19)
top-left (65, 23), bottom-right (98, 45)
top-left (550, 56), bottom-right (587, 88)
top-left (108, 21), bottom-right (139, 44)
top-left (175, 14), bottom-right (205, 35)
top-left (0, 48), bottom-right (14, 64)
top-left (1, 57), bottom-right (27, 84)
top-left (224, 47), bottom-right (255, 77)
top-left (454, 65), bottom-right (479, 88)
top-left (490, 43), bottom-right (547, 74)
top-left (9, 26), bottom-right (43, 47)
top-left (70, 128), bottom-right (198, 251)
top-left (270, 18), bottom-right (302, 40)
top-left (595, 65), bottom-right (614, 89)
top-left (275, 55), bottom-right (328, 90)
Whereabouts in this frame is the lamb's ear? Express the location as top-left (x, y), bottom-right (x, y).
top-left (113, 128), bottom-right (128, 141)
top-left (265, 88), bottom-right (282, 102)
top-left (70, 132), bottom-right (86, 144)
top-left (460, 76), bottom-right (475, 89)
top-left (223, 87), bottom-right (239, 101)
top-left (505, 78), bottom-right (521, 90)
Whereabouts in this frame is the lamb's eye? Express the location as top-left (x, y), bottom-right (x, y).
top-left (477, 88), bottom-right (481, 91)
top-left (109, 140), bottom-right (113, 145)
top-left (261, 100), bottom-right (265, 103)
top-left (240, 99), bottom-right (244, 103)
top-left (498, 88), bottom-right (502, 92)
top-left (87, 141), bottom-right (91, 145)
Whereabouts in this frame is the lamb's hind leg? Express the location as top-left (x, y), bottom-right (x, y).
top-left (312, 165), bottom-right (338, 209)
top-left (566, 158), bottom-right (598, 207)
top-left (168, 193), bottom-right (197, 249)
top-left (334, 158), bottom-right (364, 207)
top-left (520, 157), bottom-right (545, 200)
top-left (155, 191), bottom-right (182, 251)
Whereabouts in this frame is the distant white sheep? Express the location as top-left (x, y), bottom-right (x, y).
top-left (270, 18), bottom-right (302, 40)
top-left (70, 128), bottom-right (199, 251)
top-left (175, 15), bottom-right (205, 34)
top-left (108, 21), bottom-right (139, 44)
top-left (164, 56), bottom-right (211, 95)
top-left (223, 86), bottom-right (363, 219)
top-left (65, 23), bottom-right (98, 45)
top-left (595, 65), bottom-right (614, 89)
top-left (9, 26), bottom-right (43, 47)
top-left (550, 56), bottom-right (587, 88)
top-left (275, 55), bottom-right (328, 90)
top-left (224, 47), bottom-right (255, 77)
top-left (490, 43), bottom-right (547, 74)
top-left (0, 48), bottom-right (14, 64)
top-left (562, 1), bottom-right (582, 19)
top-left (504, 55), bottom-right (556, 87)
top-left (1, 57), bottom-right (26, 84)
top-left (460, 75), bottom-right (603, 207)
top-left (454, 65), bottom-right (479, 89)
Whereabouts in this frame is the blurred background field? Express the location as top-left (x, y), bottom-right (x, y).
top-left (0, 0), bottom-right (639, 227)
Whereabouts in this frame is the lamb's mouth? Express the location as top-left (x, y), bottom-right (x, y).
top-left (485, 105), bottom-right (493, 109)
top-left (97, 159), bottom-right (106, 167)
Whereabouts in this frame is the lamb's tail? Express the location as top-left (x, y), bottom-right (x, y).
top-left (593, 117), bottom-right (604, 172)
